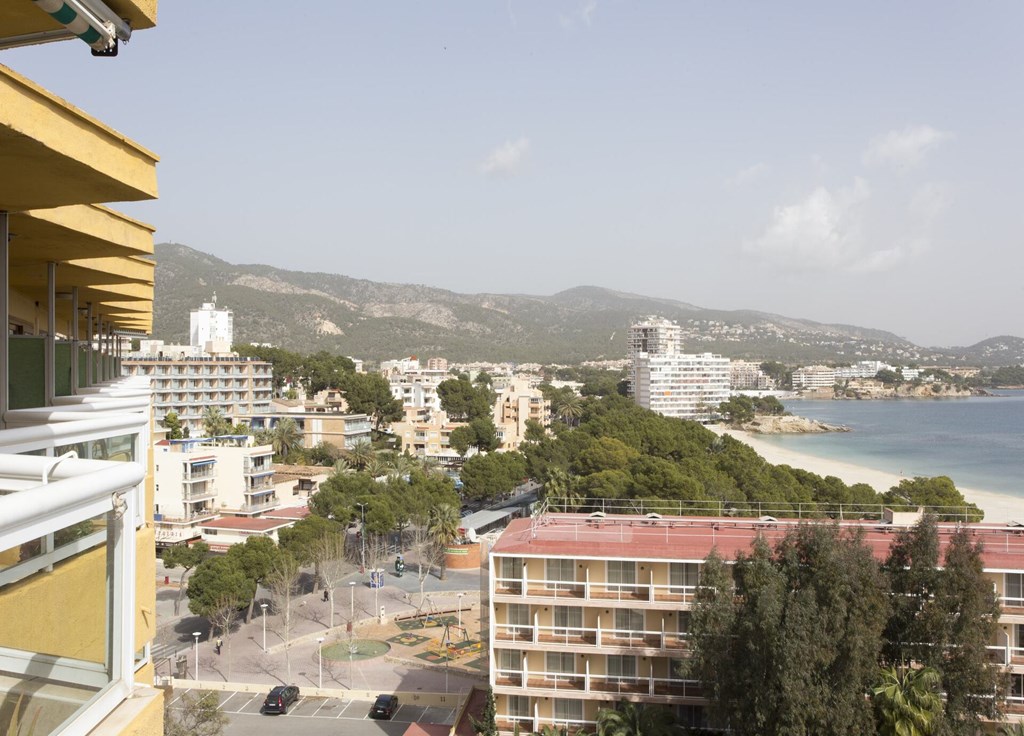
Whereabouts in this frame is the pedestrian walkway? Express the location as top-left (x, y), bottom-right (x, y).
top-left (155, 564), bottom-right (487, 697)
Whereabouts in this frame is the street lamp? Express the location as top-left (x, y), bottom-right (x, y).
top-left (192, 632), bottom-right (201, 681)
top-left (260, 603), bottom-right (268, 651)
top-left (457, 592), bottom-right (465, 629)
top-left (349, 581), bottom-right (356, 622)
top-left (356, 502), bottom-right (367, 572)
top-left (317, 637), bottom-right (325, 689)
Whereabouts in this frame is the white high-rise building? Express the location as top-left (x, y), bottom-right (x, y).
top-left (190, 294), bottom-right (234, 350)
top-left (628, 317), bottom-right (730, 421)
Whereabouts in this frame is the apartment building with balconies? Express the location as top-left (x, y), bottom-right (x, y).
top-left (122, 356), bottom-right (274, 434)
top-left (493, 378), bottom-right (550, 451)
top-left (153, 437), bottom-right (279, 547)
top-left (242, 410), bottom-right (372, 453)
top-left (0, 2), bottom-right (163, 731)
top-left (488, 511), bottom-right (1024, 733)
top-left (391, 410), bottom-right (466, 465)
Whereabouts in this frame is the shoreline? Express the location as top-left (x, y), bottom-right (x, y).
top-left (708, 425), bottom-right (1020, 523)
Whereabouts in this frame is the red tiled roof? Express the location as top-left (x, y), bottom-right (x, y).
top-left (200, 517), bottom-right (291, 532)
top-left (263, 506), bottom-right (311, 520)
top-left (491, 514), bottom-right (1024, 570)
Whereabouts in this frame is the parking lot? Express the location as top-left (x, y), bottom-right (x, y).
top-left (168, 689), bottom-right (459, 736)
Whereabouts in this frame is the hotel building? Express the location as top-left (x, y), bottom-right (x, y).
top-left (0, 1), bottom-right (164, 732)
top-left (627, 318), bottom-right (730, 421)
top-left (121, 356), bottom-right (274, 435)
top-left (488, 510), bottom-right (1024, 732)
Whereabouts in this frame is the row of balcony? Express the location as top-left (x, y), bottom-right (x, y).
top-left (494, 623), bottom-right (687, 653)
top-left (494, 667), bottom-right (702, 701)
top-left (494, 575), bottom-right (697, 605)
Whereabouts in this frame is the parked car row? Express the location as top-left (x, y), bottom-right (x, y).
top-left (261, 687), bottom-right (399, 720)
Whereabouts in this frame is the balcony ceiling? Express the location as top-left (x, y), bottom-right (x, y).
top-left (0, 65), bottom-right (158, 210)
top-left (0, 0), bottom-right (157, 40)
top-left (9, 205), bottom-right (154, 260)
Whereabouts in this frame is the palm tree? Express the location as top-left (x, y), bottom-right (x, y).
top-left (387, 451), bottom-right (417, 478)
top-left (346, 439), bottom-right (375, 470)
top-left (872, 665), bottom-right (944, 736)
top-left (201, 406), bottom-right (230, 438)
top-left (364, 456), bottom-right (389, 479)
top-left (554, 394), bottom-right (583, 427)
top-left (332, 457), bottom-right (351, 474)
top-left (427, 503), bottom-right (461, 581)
top-left (1000, 724), bottom-right (1024, 736)
top-left (271, 418), bottom-right (302, 461)
top-left (595, 701), bottom-right (676, 736)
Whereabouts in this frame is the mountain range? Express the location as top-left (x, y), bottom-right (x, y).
top-left (153, 244), bottom-right (1024, 367)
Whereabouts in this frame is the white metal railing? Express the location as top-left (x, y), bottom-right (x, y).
top-left (494, 622), bottom-right (687, 650)
top-left (493, 575), bottom-right (697, 604)
top-left (986, 645), bottom-right (1024, 666)
top-left (0, 454), bottom-right (143, 735)
top-left (1002, 596), bottom-right (1024, 609)
top-left (493, 666), bottom-right (703, 699)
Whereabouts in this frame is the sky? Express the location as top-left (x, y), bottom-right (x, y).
top-left (6, 2), bottom-right (1024, 348)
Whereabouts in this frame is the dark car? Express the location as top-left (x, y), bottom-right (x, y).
top-left (370, 694), bottom-right (399, 719)
top-left (263, 685), bottom-right (299, 714)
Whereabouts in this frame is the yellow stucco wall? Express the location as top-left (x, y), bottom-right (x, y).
top-left (0, 525), bottom-right (157, 663)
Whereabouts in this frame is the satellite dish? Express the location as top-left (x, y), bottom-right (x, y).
top-left (466, 528), bottom-right (478, 543)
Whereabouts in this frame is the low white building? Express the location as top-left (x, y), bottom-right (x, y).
top-left (792, 365), bottom-right (837, 389)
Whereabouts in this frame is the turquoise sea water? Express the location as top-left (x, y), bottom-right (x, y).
top-left (758, 390), bottom-right (1024, 499)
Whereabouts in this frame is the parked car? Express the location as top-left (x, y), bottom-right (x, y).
top-left (370, 694), bottom-right (399, 719)
top-left (263, 685), bottom-right (299, 714)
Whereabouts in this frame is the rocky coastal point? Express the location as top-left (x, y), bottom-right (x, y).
top-left (740, 415), bottom-right (850, 434)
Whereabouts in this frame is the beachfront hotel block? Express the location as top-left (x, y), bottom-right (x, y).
top-left (0, 1), bottom-right (164, 732)
top-left (487, 511), bottom-right (1024, 732)
top-left (121, 355), bottom-right (274, 435)
top-left (630, 352), bottom-right (730, 422)
top-left (627, 318), bottom-right (729, 421)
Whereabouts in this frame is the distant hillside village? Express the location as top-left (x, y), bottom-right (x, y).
top-left (121, 302), bottom-right (1014, 555)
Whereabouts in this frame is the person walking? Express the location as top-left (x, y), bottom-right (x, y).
top-left (215, 637), bottom-right (222, 655)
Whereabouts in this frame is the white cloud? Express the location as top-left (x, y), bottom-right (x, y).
top-left (862, 124), bottom-right (954, 169)
top-left (745, 179), bottom-right (934, 273)
top-left (725, 162), bottom-right (769, 189)
top-left (559, 0), bottom-right (598, 29)
top-left (479, 137), bottom-right (530, 176)
top-left (744, 179), bottom-right (871, 271)
top-left (851, 237), bottom-right (929, 274)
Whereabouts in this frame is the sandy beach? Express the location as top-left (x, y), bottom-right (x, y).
top-left (708, 425), bottom-right (1022, 523)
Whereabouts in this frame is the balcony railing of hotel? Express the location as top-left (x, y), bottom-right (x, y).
top-left (540, 497), bottom-right (988, 524)
top-left (496, 715), bottom-right (596, 734)
top-left (493, 574), bottom-right (697, 604)
top-left (494, 621), bottom-right (688, 651)
top-left (182, 485), bottom-right (217, 501)
top-left (493, 667), bottom-right (703, 699)
top-left (0, 377), bottom-right (149, 734)
top-left (236, 498), bottom-right (278, 514)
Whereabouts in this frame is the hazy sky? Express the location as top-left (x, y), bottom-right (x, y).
top-left (7, 2), bottom-right (1023, 347)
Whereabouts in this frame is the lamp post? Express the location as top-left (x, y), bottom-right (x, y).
top-left (317, 637), bottom-right (325, 689)
top-left (260, 603), bottom-right (268, 652)
top-left (192, 632), bottom-right (201, 681)
top-left (356, 502), bottom-right (367, 572)
top-left (457, 592), bottom-right (465, 629)
top-left (349, 580), bottom-right (356, 623)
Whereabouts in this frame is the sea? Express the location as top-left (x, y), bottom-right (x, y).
top-left (756, 390), bottom-right (1024, 500)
